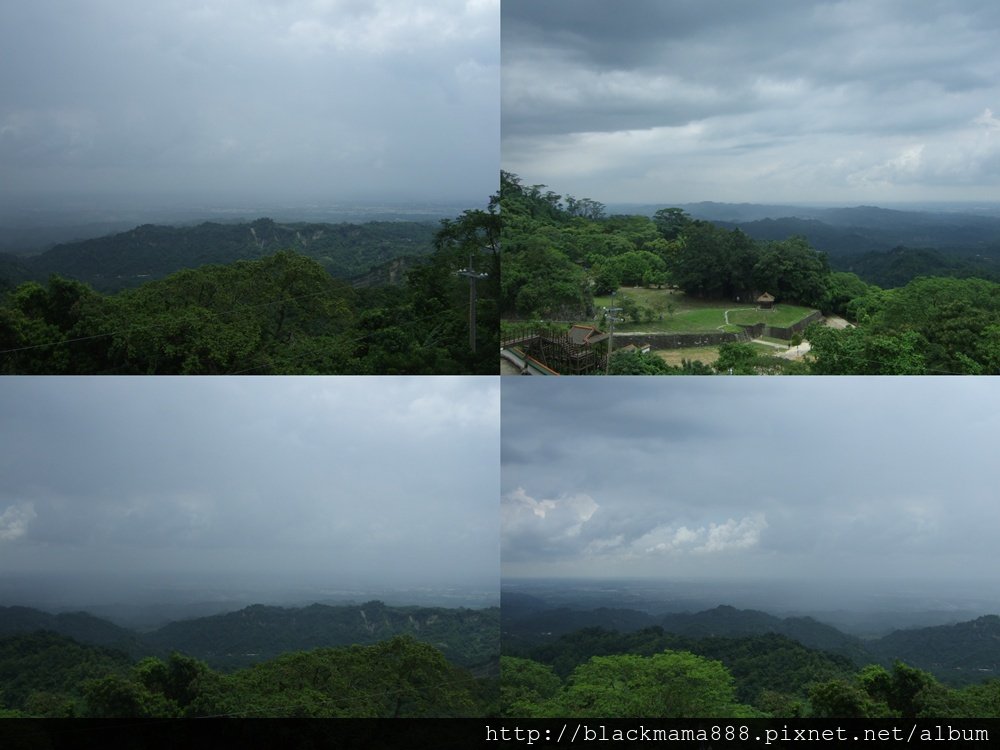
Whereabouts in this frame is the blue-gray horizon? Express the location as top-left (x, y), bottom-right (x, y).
top-left (1, 0), bottom-right (499, 208)
top-left (0, 377), bottom-right (500, 605)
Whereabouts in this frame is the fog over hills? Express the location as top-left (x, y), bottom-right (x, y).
top-left (501, 577), bottom-right (999, 639)
top-left (0, 200), bottom-right (474, 256)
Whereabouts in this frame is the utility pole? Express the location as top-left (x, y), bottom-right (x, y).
top-left (603, 291), bottom-right (622, 374)
top-left (457, 251), bottom-right (489, 353)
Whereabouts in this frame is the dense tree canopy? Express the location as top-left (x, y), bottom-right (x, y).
top-left (807, 276), bottom-right (1000, 374)
top-left (0, 632), bottom-right (494, 718)
top-left (502, 625), bottom-right (1000, 719)
top-left (0, 200), bottom-right (500, 374)
top-left (501, 172), bottom-right (833, 323)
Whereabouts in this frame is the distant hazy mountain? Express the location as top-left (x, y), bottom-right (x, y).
top-left (657, 605), bottom-right (872, 665)
top-left (0, 201), bottom-right (466, 255)
top-left (609, 201), bottom-right (1000, 259)
top-left (870, 615), bottom-right (1000, 684)
top-left (0, 601), bottom-right (499, 675)
top-left (143, 600), bottom-right (499, 672)
top-left (0, 605), bottom-right (141, 653)
top-left (0, 218), bottom-right (439, 292)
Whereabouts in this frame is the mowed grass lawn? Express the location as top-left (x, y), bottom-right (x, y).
top-left (586, 288), bottom-right (815, 334)
top-left (656, 346), bottom-right (720, 366)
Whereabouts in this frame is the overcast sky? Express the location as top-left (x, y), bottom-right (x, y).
top-left (502, 377), bottom-right (1000, 588)
top-left (0, 377), bottom-right (499, 602)
top-left (0, 0), bottom-right (498, 208)
top-left (502, 0), bottom-right (1000, 205)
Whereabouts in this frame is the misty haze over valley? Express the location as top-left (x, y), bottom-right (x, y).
top-left (502, 577), bottom-right (1000, 639)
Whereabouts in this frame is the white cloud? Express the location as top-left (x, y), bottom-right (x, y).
top-left (0, 502), bottom-right (36, 542)
top-left (630, 514), bottom-right (768, 556)
top-left (695, 514), bottom-right (768, 553)
top-left (502, 1), bottom-right (1000, 202)
top-left (502, 487), bottom-right (597, 526)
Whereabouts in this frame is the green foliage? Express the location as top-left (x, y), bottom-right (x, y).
top-left (508, 624), bottom-right (856, 711)
top-left (668, 222), bottom-right (756, 300)
top-left (503, 605), bottom-right (1000, 719)
top-left (808, 661), bottom-right (973, 719)
top-left (834, 246), bottom-right (1000, 289)
top-left (807, 276), bottom-right (1000, 374)
top-left (607, 350), bottom-right (682, 375)
top-left (82, 673), bottom-right (177, 718)
top-left (715, 342), bottom-right (806, 375)
top-left (197, 636), bottom-right (484, 718)
top-left (551, 651), bottom-right (755, 718)
top-left (751, 236), bottom-right (830, 308)
top-left (809, 677), bottom-right (890, 718)
top-left (602, 250), bottom-right (666, 287)
top-left (0, 626), bottom-right (492, 718)
top-left (806, 324), bottom-right (927, 375)
top-left (141, 601), bottom-right (499, 673)
top-left (502, 173), bottom-right (1000, 376)
top-left (653, 207), bottom-right (692, 241)
top-left (501, 173), bottom-right (835, 332)
top-left (0, 632), bottom-right (132, 716)
top-left (823, 271), bottom-right (875, 316)
top-left (500, 656), bottom-right (562, 718)
top-left (25, 218), bottom-right (440, 293)
top-left (0, 195), bottom-right (501, 374)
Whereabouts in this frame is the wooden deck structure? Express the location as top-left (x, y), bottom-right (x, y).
top-left (501, 324), bottom-right (608, 375)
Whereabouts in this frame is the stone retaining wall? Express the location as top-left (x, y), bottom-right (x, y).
top-left (612, 311), bottom-right (823, 350)
top-left (612, 331), bottom-right (749, 349)
top-left (754, 310), bottom-right (824, 340)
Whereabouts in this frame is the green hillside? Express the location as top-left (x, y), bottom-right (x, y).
top-left (144, 600), bottom-right (499, 673)
top-left (21, 218), bottom-right (439, 292)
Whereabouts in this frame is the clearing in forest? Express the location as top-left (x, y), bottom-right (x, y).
top-left (588, 287), bottom-right (816, 334)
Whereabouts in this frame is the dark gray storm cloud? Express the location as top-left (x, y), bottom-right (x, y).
top-left (0, 377), bottom-right (499, 596)
top-left (501, 377), bottom-right (1000, 584)
top-left (0, 0), bottom-right (498, 206)
top-left (502, 0), bottom-right (1000, 203)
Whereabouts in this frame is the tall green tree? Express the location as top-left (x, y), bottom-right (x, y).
top-left (554, 651), bottom-right (755, 718)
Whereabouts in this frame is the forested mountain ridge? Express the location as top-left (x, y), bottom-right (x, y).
top-left (712, 212), bottom-right (1000, 258)
top-left (502, 605), bottom-right (1000, 718)
top-left (504, 602), bottom-right (1000, 684)
top-left (0, 218), bottom-right (439, 293)
top-left (0, 606), bottom-right (141, 653)
top-left (143, 600), bottom-right (500, 672)
top-left (612, 201), bottom-right (1000, 254)
top-left (870, 615), bottom-right (1000, 683)
top-left (504, 603), bottom-right (868, 665)
top-left (0, 601), bottom-right (499, 674)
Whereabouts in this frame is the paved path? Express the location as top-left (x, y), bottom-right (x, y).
top-left (753, 338), bottom-right (785, 349)
top-left (776, 341), bottom-right (811, 359)
top-left (720, 307), bottom-right (757, 330)
top-left (823, 314), bottom-right (852, 329)
top-left (751, 337), bottom-right (811, 360)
